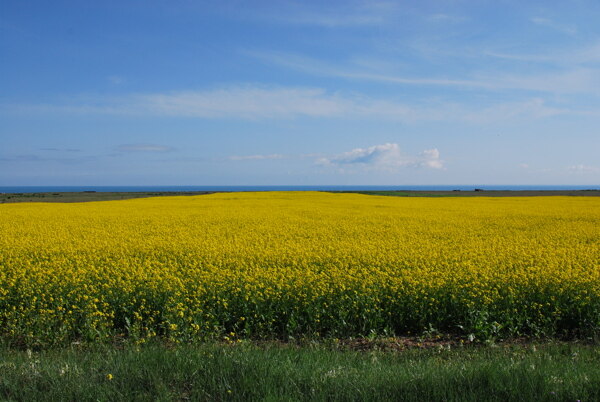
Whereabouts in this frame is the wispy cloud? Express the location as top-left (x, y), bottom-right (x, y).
top-left (133, 87), bottom-right (350, 119)
top-left (485, 41), bottom-right (600, 65)
top-left (278, 13), bottom-right (382, 27)
top-left (3, 86), bottom-right (592, 123)
top-left (246, 50), bottom-right (600, 95)
top-left (567, 164), bottom-right (600, 173)
top-left (253, 1), bottom-right (394, 27)
top-left (460, 98), bottom-right (573, 122)
top-left (486, 68), bottom-right (600, 94)
top-left (0, 154), bottom-right (44, 162)
top-left (246, 50), bottom-right (494, 89)
top-left (0, 153), bottom-right (94, 164)
top-left (427, 13), bottom-right (467, 23)
top-left (1, 87), bottom-right (411, 120)
top-left (482, 41), bottom-right (600, 72)
top-left (40, 147), bottom-right (81, 152)
top-left (531, 17), bottom-right (577, 35)
top-left (317, 143), bottom-right (444, 171)
top-left (116, 144), bottom-right (175, 152)
top-left (107, 75), bottom-right (125, 85)
top-left (229, 153), bottom-right (285, 161)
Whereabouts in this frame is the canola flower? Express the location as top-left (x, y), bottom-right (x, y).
top-left (0, 192), bottom-right (598, 346)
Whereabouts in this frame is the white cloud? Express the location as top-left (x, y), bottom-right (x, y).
top-left (317, 143), bottom-right (444, 171)
top-left (229, 154), bottom-right (285, 161)
top-left (116, 144), bottom-right (174, 152)
top-left (420, 148), bottom-right (443, 169)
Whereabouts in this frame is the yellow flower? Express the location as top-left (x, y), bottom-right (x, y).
top-left (0, 192), bottom-right (597, 343)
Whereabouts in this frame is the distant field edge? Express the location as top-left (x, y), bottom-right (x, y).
top-left (0, 191), bottom-right (215, 203)
top-left (1, 189), bottom-right (600, 203)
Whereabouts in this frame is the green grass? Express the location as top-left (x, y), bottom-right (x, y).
top-left (0, 342), bottom-right (598, 401)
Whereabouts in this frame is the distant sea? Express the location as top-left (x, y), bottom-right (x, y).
top-left (1, 185), bottom-right (598, 193)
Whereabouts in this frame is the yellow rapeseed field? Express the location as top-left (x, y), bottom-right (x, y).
top-left (0, 192), bottom-right (598, 346)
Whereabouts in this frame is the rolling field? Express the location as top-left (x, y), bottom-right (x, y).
top-left (0, 192), bottom-right (598, 347)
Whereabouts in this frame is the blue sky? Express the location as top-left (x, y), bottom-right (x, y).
top-left (1, 0), bottom-right (599, 185)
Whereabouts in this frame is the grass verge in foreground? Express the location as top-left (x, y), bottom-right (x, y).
top-left (0, 342), bottom-right (598, 401)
